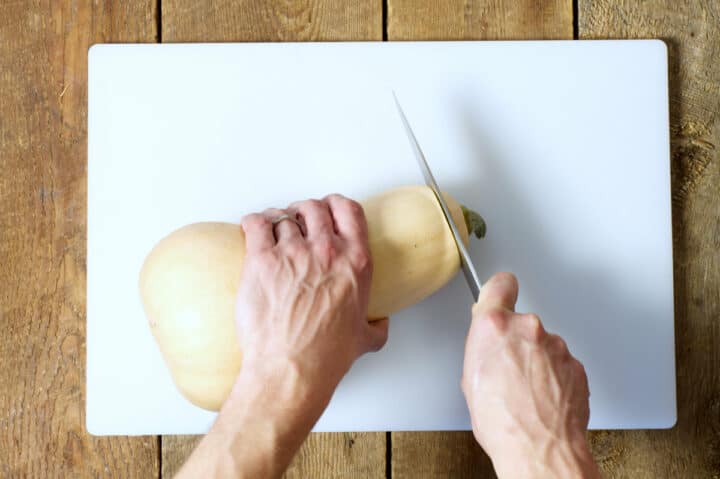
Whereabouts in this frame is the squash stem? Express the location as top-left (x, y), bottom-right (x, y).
top-left (461, 206), bottom-right (487, 239)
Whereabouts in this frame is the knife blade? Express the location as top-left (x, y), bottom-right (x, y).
top-left (392, 92), bottom-right (483, 300)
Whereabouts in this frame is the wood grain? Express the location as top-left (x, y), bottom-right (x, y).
top-left (579, 1), bottom-right (720, 477)
top-left (0, 0), bottom-right (158, 477)
top-left (161, 432), bottom-right (386, 478)
top-left (387, 0), bottom-right (573, 40)
top-left (284, 432), bottom-right (386, 478)
top-left (163, 0), bottom-right (382, 42)
top-left (387, 1), bottom-right (572, 477)
top-left (392, 431), bottom-right (494, 479)
top-left (159, 1), bottom-right (385, 476)
top-left (161, 435), bottom-right (202, 478)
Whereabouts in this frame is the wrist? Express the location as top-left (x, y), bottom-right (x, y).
top-left (239, 350), bottom-right (348, 403)
top-left (202, 358), bottom-right (333, 479)
top-left (219, 356), bottom-right (335, 436)
top-left (492, 434), bottom-right (600, 479)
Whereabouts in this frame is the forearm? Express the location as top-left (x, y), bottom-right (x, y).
top-left (176, 359), bottom-right (335, 479)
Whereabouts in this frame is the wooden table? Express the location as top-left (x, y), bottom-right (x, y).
top-left (2, 1), bottom-right (718, 477)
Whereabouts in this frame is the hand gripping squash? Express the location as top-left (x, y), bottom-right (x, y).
top-left (139, 185), bottom-right (486, 410)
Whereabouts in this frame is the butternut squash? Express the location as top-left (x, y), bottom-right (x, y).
top-left (139, 185), bottom-right (485, 410)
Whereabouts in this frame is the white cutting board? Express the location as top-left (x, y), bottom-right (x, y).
top-left (87, 41), bottom-right (676, 435)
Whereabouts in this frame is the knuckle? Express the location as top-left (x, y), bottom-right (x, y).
top-left (262, 207), bottom-right (283, 216)
top-left (482, 308), bottom-right (508, 331)
top-left (306, 198), bottom-right (326, 212)
top-left (350, 247), bottom-right (372, 272)
top-left (326, 195), bottom-right (364, 219)
top-left (325, 193), bottom-right (345, 203)
top-left (284, 238), bottom-right (307, 256)
top-left (524, 313), bottom-right (544, 341)
top-left (347, 199), bottom-right (364, 217)
top-left (242, 213), bottom-right (270, 229)
top-left (549, 334), bottom-right (569, 355)
top-left (314, 238), bottom-right (337, 263)
top-left (291, 199), bottom-right (322, 214)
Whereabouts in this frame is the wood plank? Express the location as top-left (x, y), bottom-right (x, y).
top-left (579, 2), bottom-right (720, 477)
top-left (388, 0), bottom-right (573, 40)
top-left (162, 436), bottom-right (202, 478)
top-left (159, 1), bottom-right (385, 477)
top-left (161, 432), bottom-right (385, 479)
top-left (391, 432), bottom-right (494, 478)
top-left (163, 0), bottom-right (381, 42)
top-left (387, 1), bottom-right (573, 477)
top-left (284, 432), bottom-right (386, 478)
top-left (0, 1), bottom-right (158, 477)
top-left (162, 432), bottom-right (386, 478)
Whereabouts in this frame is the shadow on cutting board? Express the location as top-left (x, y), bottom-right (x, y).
top-left (448, 105), bottom-right (669, 426)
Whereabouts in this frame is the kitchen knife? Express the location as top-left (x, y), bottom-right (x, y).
top-left (393, 92), bottom-right (483, 300)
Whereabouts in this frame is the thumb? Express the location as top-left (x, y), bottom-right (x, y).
top-left (474, 272), bottom-right (519, 314)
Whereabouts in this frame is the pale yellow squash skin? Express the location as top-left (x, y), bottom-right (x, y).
top-left (140, 185), bottom-right (469, 410)
top-left (363, 186), bottom-right (469, 317)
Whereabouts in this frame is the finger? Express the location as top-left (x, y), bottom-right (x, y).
top-left (324, 194), bottom-right (368, 241)
top-left (365, 317), bottom-right (389, 352)
top-left (289, 199), bottom-right (335, 239)
top-left (241, 213), bottom-right (275, 253)
top-left (264, 208), bottom-right (302, 243)
top-left (475, 272), bottom-right (519, 313)
top-left (463, 308), bottom-right (510, 367)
